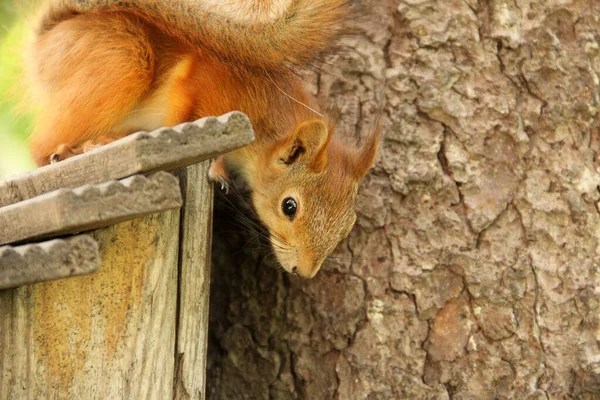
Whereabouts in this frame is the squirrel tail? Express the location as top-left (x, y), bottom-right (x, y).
top-left (36, 0), bottom-right (358, 71)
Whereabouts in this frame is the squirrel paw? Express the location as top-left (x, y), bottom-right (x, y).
top-left (49, 133), bottom-right (120, 164)
top-left (82, 133), bottom-right (120, 153)
top-left (50, 144), bottom-right (79, 164)
top-left (208, 156), bottom-right (231, 194)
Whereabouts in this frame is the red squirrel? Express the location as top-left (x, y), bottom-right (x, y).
top-left (25, 0), bottom-right (381, 278)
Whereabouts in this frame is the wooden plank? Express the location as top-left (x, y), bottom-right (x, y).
top-left (0, 171), bottom-right (182, 246)
top-left (173, 161), bottom-right (214, 400)
top-left (0, 111), bottom-right (254, 208)
top-left (0, 235), bottom-right (100, 290)
top-left (0, 209), bottom-right (181, 399)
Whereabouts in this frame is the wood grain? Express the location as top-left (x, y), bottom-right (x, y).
top-left (0, 209), bottom-right (181, 399)
top-left (0, 171), bottom-right (182, 246)
top-left (173, 161), bottom-right (214, 400)
top-left (0, 112), bottom-right (254, 208)
top-left (0, 235), bottom-right (100, 290)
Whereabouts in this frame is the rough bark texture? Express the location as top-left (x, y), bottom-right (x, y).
top-left (207, 1), bottom-right (600, 398)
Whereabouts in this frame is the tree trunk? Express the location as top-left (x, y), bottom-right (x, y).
top-left (207, 0), bottom-right (600, 398)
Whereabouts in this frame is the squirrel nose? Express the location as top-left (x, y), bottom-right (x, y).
top-left (272, 248), bottom-right (322, 278)
top-left (294, 258), bottom-right (323, 279)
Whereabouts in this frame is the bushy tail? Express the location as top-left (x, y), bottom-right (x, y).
top-left (37, 0), bottom-right (357, 71)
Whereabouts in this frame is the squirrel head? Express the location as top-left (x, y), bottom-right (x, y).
top-left (250, 118), bottom-right (380, 278)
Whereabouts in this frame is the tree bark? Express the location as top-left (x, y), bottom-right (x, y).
top-left (207, 0), bottom-right (600, 398)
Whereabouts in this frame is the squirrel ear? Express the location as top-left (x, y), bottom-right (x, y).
top-left (350, 123), bottom-right (382, 180)
top-left (281, 119), bottom-right (331, 172)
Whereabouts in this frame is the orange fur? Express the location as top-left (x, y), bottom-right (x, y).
top-left (26, 1), bottom-right (380, 278)
top-left (28, 13), bottom-right (156, 165)
top-left (38, 0), bottom-right (356, 70)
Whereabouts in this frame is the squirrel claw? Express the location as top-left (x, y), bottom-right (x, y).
top-left (49, 144), bottom-right (78, 164)
top-left (208, 173), bottom-right (230, 195)
top-left (208, 155), bottom-right (231, 194)
top-left (49, 153), bottom-right (61, 164)
top-left (218, 177), bottom-right (230, 195)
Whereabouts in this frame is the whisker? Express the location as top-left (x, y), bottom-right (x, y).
top-left (217, 190), bottom-right (270, 233)
top-left (216, 208), bottom-right (273, 242)
top-left (228, 181), bottom-right (282, 237)
top-left (222, 215), bottom-right (276, 245)
top-left (265, 70), bottom-right (324, 118)
top-left (219, 185), bottom-right (292, 247)
top-left (216, 205), bottom-right (292, 252)
top-left (215, 181), bottom-right (296, 254)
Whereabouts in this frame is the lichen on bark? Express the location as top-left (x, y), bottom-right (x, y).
top-left (208, 0), bottom-right (600, 398)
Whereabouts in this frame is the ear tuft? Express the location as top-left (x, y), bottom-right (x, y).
top-left (351, 123), bottom-right (382, 180)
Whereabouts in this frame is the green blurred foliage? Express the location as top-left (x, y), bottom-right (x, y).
top-left (0, 0), bottom-right (18, 27)
top-left (0, 6), bottom-right (36, 179)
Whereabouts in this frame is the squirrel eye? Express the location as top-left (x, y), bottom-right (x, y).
top-left (282, 197), bottom-right (298, 219)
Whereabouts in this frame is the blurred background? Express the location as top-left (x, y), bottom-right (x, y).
top-left (0, 1), bottom-right (36, 179)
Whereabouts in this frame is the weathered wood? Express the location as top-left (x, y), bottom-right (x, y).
top-left (0, 235), bottom-right (100, 290)
top-left (0, 171), bottom-right (182, 246)
top-left (0, 209), bottom-right (181, 399)
top-left (0, 112), bottom-right (254, 208)
top-left (174, 161), bottom-right (214, 400)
